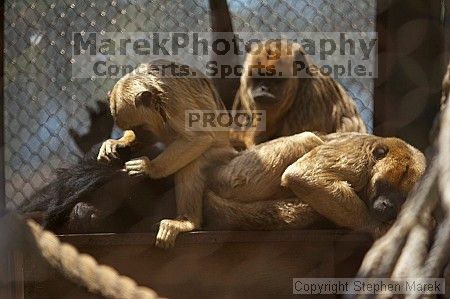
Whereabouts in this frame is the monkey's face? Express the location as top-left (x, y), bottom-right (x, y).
top-left (108, 74), bottom-right (165, 131)
top-left (366, 138), bottom-right (426, 227)
top-left (241, 40), bottom-right (305, 115)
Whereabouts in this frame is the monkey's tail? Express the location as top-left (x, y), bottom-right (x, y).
top-left (19, 158), bottom-right (127, 228)
top-left (204, 190), bottom-right (322, 230)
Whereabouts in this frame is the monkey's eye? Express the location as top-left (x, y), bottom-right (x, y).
top-left (373, 145), bottom-right (389, 160)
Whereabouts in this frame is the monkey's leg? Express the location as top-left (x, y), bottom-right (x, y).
top-left (211, 132), bottom-right (323, 202)
top-left (205, 190), bottom-right (324, 230)
top-left (282, 162), bottom-right (371, 230)
top-left (155, 159), bottom-right (205, 249)
top-left (97, 130), bottom-right (137, 161)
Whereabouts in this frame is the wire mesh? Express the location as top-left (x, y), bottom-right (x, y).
top-left (3, 0), bottom-right (376, 208)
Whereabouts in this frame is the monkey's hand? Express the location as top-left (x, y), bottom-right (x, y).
top-left (155, 219), bottom-right (196, 249)
top-left (97, 130), bottom-right (137, 162)
top-left (124, 156), bottom-right (153, 177)
top-left (97, 139), bottom-right (127, 162)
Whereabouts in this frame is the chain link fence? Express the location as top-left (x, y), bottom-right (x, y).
top-left (4, 0), bottom-right (375, 209)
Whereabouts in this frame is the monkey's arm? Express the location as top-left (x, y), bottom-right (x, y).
top-left (97, 130), bottom-right (137, 161)
top-left (154, 146), bottom-right (209, 248)
top-left (281, 150), bottom-right (371, 229)
top-left (125, 135), bottom-right (214, 179)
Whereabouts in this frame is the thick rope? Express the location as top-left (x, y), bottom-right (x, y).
top-left (26, 219), bottom-right (162, 299)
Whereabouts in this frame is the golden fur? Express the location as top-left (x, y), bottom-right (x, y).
top-left (232, 40), bottom-right (367, 148)
top-left (98, 60), bottom-right (235, 248)
top-left (97, 60), bottom-right (424, 247)
top-left (205, 132), bottom-right (425, 236)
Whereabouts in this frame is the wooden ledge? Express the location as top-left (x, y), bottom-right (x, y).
top-left (18, 229), bottom-right (375, 298)
top-left (58, 229), bottom-right (374, 247)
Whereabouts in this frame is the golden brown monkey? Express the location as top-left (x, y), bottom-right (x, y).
top-left (97, 60), bottom-right (235, 248)
top-left (204, 132), bottom-right (425, 237)
top-left (232, 40), bottom-right (367, 148)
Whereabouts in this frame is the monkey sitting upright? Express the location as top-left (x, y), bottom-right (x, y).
top-left (97, 60), bottom-right (236, 248)
top-left (204, 132), bottom-right (425, 237)
top-left (232, 39), bottom-right (367, 148)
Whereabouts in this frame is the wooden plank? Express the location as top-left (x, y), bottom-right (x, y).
top-left (22, 231), bottom-right (373, 299)
top-left (0, 252), bottom-right (25, 299)
top-left (0, 253), bottom-right (13, 299)
top-left (55, 230), bottom-right (372, 246)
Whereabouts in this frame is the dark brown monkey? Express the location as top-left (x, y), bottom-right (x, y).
top-left (205, 132), bottom-right (425, 237)
top-left (232, 40), bottom-right (367, 148)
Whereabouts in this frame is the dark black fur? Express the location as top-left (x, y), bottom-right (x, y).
top-left (19, 144), bottom-right (175, 233)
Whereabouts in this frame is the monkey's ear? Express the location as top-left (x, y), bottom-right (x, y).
top-left (134, 91), bottom-right (154, 107)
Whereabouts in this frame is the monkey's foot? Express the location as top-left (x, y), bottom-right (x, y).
top-left (155, 219), bottom-right (196, 249)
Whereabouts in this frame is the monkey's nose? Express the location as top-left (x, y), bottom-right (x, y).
top-left (259, 85), bottom-right (269, 92)
top-left (253, 85), bottom-right (277, 103)
top-left (371, 197), bottom-right (397, 222)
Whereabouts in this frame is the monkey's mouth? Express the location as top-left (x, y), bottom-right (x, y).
top-left (253, 93), bottom-right (278, 104)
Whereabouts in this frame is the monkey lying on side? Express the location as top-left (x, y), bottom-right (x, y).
top-left (204, 132), bottom-right (425, 238)
top-left (96, 60), bottom-right (235, 248)
top-left (232, 39), bottom-right (367, 148)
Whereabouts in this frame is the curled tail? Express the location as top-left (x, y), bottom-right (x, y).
top-left (204, 190), bottom-right (324, 230)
